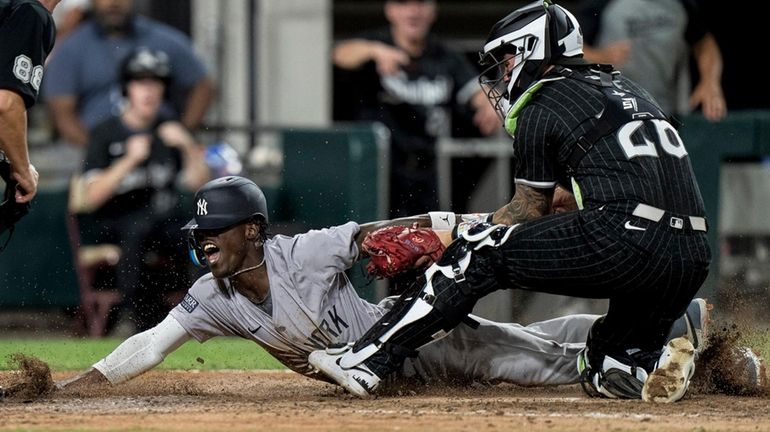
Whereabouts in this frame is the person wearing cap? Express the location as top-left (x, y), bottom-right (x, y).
top-left (42, 0), bottom-right (214, 148)
top-left (55, 175), bottom-right (717, 395)
top-left (75, 47), bottom-right (209, 333)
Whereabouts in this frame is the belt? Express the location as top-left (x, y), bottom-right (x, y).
top-left (632, 203), bottom-right (707, 232)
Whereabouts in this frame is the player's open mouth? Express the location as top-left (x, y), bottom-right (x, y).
top-left (202, 242), bottom-right (221, 264)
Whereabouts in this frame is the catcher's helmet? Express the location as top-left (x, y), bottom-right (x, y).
top-left (182, 176), bottom-right (268, 267)
top-left (120, 47), bottom-right (171, 92)
top-left (478, 0), bottom-right (583, 119)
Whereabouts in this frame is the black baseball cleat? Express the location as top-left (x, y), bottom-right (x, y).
top-left (309, 344), bottom-right (381, 398)
top-left (577, 348), bottom-right (651, 399)
top-left (577, 337), bottom-right (696, 402)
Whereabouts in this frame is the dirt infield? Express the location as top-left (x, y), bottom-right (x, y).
top-left (1, 369), bottom-right (769, 432)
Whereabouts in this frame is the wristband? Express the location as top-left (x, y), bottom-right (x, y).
top-left (429, 211), bottom-right (456, 230)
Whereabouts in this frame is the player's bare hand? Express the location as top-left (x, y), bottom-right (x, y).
top-left (158, 121), bottom-right (195, 149)
top-left (589, 40), bottom-right (631, 67)
top-left (469, 91), bottom-right (501, 135)
top-left (125, 134), bottom-right (152, 164)
top-left (371, 42), bottom-right (410, 76)
top-left (55, 368), bottom-right (109, 390)
top-left (552, 184), bottom-right (578, 214)
top-left (414, 255), bottom-right (435, 269)
top-left (12, 163), bottom-right (38, 203)
top-left (690, 82), bottom-right (726, 122)
top-left (474, 102), bottom-right (502, 136)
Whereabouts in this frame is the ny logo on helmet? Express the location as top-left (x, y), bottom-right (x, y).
top-left (197, 198), bottom-right (208, 216)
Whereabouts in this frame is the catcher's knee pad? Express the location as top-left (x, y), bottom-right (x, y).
top-left (340, 249), bottom-right (480, 369)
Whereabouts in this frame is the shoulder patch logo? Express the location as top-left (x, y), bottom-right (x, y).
top-left (180, 293), bottom-right (199, 313)
top-left (196, 198), bottom-right (208, 216)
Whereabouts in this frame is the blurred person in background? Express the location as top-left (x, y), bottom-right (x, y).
top-left (696, 0), bottom-right (768, 111)
top-left (576, 0), bottom-right (726, 122)
top-left (42, 0), bottom-right (213, 148)
top-left (333, 0), bottom-right (500, 218)
top-left (0, 0), bottom-right (59, 206)
top-left (74, 48), bottom-right (209, 333)
top-left (50, 0), bottom-right (88, 40)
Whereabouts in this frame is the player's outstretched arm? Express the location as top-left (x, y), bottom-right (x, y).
top-left (355, 210), bottom-right (500, 253)
top-left (57, 315), bottom-right (191, 389)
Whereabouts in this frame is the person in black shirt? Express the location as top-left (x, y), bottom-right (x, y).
top-left (309, 0), bottom-right (712, 404)
top-left (0, 0), bottom-right (58, 203)
top-left (333, 0), bottom-right (499, 218)
top-left (77, 47), bottom-right (210, 332)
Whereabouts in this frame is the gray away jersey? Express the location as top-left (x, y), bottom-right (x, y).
top-left (170, 222), bottom-right (384, 376)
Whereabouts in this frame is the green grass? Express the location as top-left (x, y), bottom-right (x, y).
top-left (4, 329), bottom-right (770, 373)
top-left (0, 337), bottom-right (287, 371)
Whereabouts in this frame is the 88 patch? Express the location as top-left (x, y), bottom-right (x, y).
top-left (13, 54), bottom-right (44, 92)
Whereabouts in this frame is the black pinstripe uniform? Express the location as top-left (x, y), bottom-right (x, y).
top-left (469, 66), bottom-right (712, 364)
top-left (351, 65), bottom-right (712, 379)
top-left (0, 0), bottom-right (56, 108)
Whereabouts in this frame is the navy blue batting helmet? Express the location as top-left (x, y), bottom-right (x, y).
top-left (182, 176), bottom-right (268, 232)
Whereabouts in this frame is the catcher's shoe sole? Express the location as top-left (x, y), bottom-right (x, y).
top-left (308, 350), bottom-right (380, 399)
top-left (642, 337), bottom-right (695, 403)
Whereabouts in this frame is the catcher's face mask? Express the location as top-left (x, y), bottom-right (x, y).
top-left (478, 1), bottom-right (584, 121)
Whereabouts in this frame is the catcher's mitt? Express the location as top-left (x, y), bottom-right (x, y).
top-left (0, 157), bottom-right (30, 251)
top-left (362, 225), bottom-right (446, 278)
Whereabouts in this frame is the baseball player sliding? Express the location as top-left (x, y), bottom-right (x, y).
top-left (54, 176), bottom-right (708, 392)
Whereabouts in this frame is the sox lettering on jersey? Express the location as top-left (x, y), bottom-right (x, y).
top-left (306, 305), bottom-right (350, 350)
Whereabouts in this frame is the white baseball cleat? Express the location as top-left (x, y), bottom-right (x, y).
top-left (642, 337), bottom-right (696, 403)
top-left (308, 344), bottom-right (380, 398)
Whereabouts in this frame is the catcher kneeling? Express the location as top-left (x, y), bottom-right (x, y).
top-left (49, 176), bottom-right (725, 400)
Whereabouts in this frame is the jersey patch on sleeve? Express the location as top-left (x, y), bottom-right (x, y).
top-left (180, 293), bottom-right (199, 313)
top-left (13, 55), bottom-right (33, 83)
top-left (12, 55), bottom-right (44, 92)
